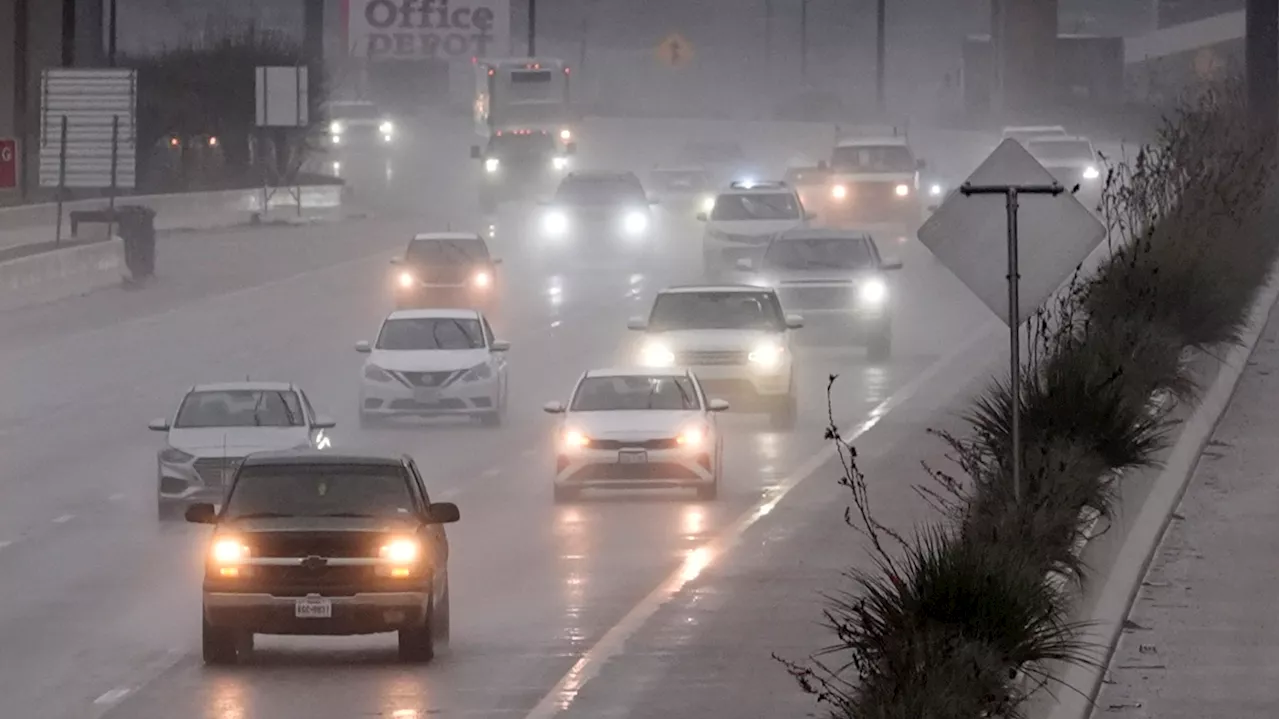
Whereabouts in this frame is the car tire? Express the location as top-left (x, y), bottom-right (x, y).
top-left (397, 601), bottom-right (436, 663)
top-left (435, 581), bottom-right (451, 648)
top-left (769, 395), bottom-right (798, 431)
top-left (867, 324), bottom-right (892, 363)
top-left (553, 485), bottom-right (579, 503)
top-left (202, 614), bottom-right (239, 665)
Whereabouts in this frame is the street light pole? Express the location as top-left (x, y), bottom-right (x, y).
top-left (959, 181), bottom-right (1065, 505)
top-left (875, 0), bottom-right (886, 111)
top-left (528, 0), bottom-right (537, 56)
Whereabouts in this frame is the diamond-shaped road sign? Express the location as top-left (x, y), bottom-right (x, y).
top-left (656, 33), bottom-right (694, 68)
top-left (917, 138), bottom-right (1105, 327)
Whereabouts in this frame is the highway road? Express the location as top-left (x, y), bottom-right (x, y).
top-left (0, 115), bottom-right (998, 719)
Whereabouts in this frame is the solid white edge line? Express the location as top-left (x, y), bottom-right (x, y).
top-left (1043, 275), bottom-right (1278, 719)
top-left (522, 321), bottom-right (1003, 719)
top-left (93, 687), bottom-right (131, 705)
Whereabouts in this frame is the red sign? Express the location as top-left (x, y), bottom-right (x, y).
top-left (0, 138), bottom-right (16, 190)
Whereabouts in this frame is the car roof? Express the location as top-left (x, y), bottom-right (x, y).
top-left (564, 170), bottom-right (639, 181)
top-left (385, 308), bottom-right (482, 321)
top-left (658, 284), bottom-right (776, 294)
top-left (410, 232), bottom-right (485, 242)
top-left (836, 136), bottom-right (909, 148)
top-left (190, 381), bottom-right (296, 393)
top-left (773, 227), bottom-right (873, 242)
top-left (583, 367), bottom-right (693, 379)
top-left (241, 449), bottom-right (407, 467)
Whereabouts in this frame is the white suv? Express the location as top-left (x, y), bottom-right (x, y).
top-left (697, 181), bottom-right (813, 278)
top-left (627, 284), bottom-right (803, 429)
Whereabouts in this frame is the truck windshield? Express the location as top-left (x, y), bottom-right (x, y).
top-left (223, 465), bottom-right (416, 519)
top-left (831, 145), bottom-right (915, 173)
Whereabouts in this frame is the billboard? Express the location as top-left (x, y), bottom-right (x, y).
top-left (344, 0), bottom-right (511, 61)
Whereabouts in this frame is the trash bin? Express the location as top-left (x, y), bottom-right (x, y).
top-left (116, 205), bottom-right (157, 280)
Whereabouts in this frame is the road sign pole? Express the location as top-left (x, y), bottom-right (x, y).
top-left (55, 115), bottom-right (68, 245)
top-left (107, 115), bottom-right (119, 240)
top-left (960, 181), bottom-right (1063, 505)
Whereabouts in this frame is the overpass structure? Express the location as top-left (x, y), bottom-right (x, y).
top-left (1124, 10), bottom-right (1247, 103)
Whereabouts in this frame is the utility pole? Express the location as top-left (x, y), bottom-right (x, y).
top-left (875, 0), bottom-right (886, 111)
top-left (959, 181), bottom-right (1065, 506)
top-left (527, 0), bottom-right (537, 56)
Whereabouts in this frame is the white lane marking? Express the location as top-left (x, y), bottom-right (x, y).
top-left (52, 514), bottom-right (73, 524)
top-left (93, 687), bottom-right (131, 705)
top-left (108, 493), bottom-right (125, 501)
top-left (522, 322), bottom-right (1001, 719)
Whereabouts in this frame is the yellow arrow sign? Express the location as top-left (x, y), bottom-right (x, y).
top-left (655, 33), bottom-right (694, 68)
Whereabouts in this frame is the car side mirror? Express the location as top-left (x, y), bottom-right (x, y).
top-left (148, 417), bottom-right (170, 432)
top-left (735, 258), bottom-right (754, 271)
top-left (708, 398), bottom-right (730, 412)
top-left (785, 313), bottom-right (805, 329)
top-left (626, 316), bottom-right (648, 331)
top-left (916, 158), bottom-right (927, 170)
top-left (543, 401), bottom-right (566, 414)
top-left (424, 501), bottom-right (460, 525)
top-left (185, 503), bottom-right (217, 524)
top-left (695, 212), bottom-right (708, 222)
top-left (355, 340), bottom-right (372, 353)
top-left (881, 258), bottom-right (903, 271)
top-left (470, 145), bottom-right (481, 159)
top-left (490, 340), bottom-right (511, 352)
top-left (313, 415), bottom-right (337, 429)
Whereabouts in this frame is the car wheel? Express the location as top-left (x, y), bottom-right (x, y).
top-left (435, 581), bottom-right (451, 648)
top-left (553, 485), bottom-right (579, 504)
top-left (202, 614), bottom-right (239, 665)
top-left (397, 601), bottom-right (436, 663)
top-left (867, 324), bottom-right (892, 363)
top-left (769, 395), bottom-right (798, 431)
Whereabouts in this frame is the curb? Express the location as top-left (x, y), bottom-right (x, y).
top-left (1042, 270), bottom-right (1279, 719)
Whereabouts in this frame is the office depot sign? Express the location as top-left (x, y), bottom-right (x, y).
top-left (345, 0), bottom-right (510, 60)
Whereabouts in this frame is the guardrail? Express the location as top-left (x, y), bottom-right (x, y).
top-left (0, 237), bottom-right (126, 312)
top-left (0, 184), bottom-right (345, 252)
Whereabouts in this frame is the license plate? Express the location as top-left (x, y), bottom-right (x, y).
top-left (295, 596), bottom-right (332, 619)
top-left (618, 451), bottom-right (648, 464)
top-left (413, 388), bottom-right (440, 403)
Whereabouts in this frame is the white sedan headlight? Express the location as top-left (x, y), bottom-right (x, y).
top-left (484, 157), bottom-right (500, 173)
top-left (747, 341), bottom-right (786, 370)
top-left (831, 184), bottom-right (848, 200)
top-left (700, 194), bottom-right (716, 213)
top-left (859, 278), bottom-right (888, 305)
top-left (552, 156), bottom-right (569, 170)
top-left (1082, 165), bottom-right (1100, 180)
top-left (639, 342), bottom-right (675, 367)
top-left (928, 183), bottom-right (943, 197)
top-left (379, 120), bottom-right (394, 135)
top-left (894, 183), bottom-right (910, 197)
top-left (622, 210), bottom-right (649, 235)
top-left (542, 210), bottom-right (569, 236)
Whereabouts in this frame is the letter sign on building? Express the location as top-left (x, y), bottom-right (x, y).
top-left (345, 0), bottom-right (511, 61)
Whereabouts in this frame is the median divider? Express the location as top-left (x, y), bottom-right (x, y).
top-left (0, 237), bottom-right (127, 312)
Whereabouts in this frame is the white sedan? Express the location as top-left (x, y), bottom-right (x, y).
top-left (357, 308), bottom-right (510, 427)
top-left (542, 368), bottom-right (729, 502)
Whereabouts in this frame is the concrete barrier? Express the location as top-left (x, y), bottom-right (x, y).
top-left (0, 184), bottom-right (345, 252)
top-left (0, 238), bottom-right (126, 312)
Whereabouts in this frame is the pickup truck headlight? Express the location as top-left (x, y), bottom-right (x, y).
top-left (484, 157), bottom-right (500, 173)
top-left (894, 183), bottom-right (910, 197)
top-left (859, 278), bottom-right (888, 305)
top-left (748, 342), bottom-right (786, 369)
top-left (397, 271), bottom-right (416, 288)
top-left (1082, 165), bottom-right (1100, 180)
top-left (831, 184), bottom-right (848, 200)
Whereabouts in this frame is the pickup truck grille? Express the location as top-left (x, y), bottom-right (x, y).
top-left (588, 437), bottom-right (679, 450)
top-left (677, 350), bottom-right (749, 366)
top-left (248, 532), bottom-right (387, 559)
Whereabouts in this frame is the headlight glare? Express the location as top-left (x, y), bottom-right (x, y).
top-left (859, 278), bottom-right (888, 305)
top-left (677, 425), bottom-right (705, 448)
top-left (552, 156), bottom-right (569, 170)
top-left (211, 538), bottom-right (249, 565)
top-left (748, 342), bottom-right (785, 369)
top-left (559, 128), bottom-right (572, 141)
top-left (700, 195), bottom-right (716, 213)
top-left (473, 270), bottom-right (491, 288)
top-left (894, 183), bottom-right (910, 197)
top-left (379, 120), bottom-right (394, 134)
top-left (484, 157), bottom-right (500, 173)
top-left (329, 121), bottom-right (343, 135)
top-left (639, 342), bottom-right (675, 367)
top-left (397, 271), bottom-right (416, 288)
top-left (1083, 165), bottom-right (1100, 180)
top-left (831, 184), bottom-right (848, 200)
top-left (929, 183), bottom-right (943, 196)
top-left (562, 428), bottom-right (590, 450)
top-left (379, 538), bottom-right (419, 564)
top-left (623, 210), bottom-right (648, 235)
top-left (543, 210), bottom-right (568, 235)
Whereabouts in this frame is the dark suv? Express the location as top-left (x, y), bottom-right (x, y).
top-left (390, 232), bottom-right (502, 312)
top-left (185, 450), bottom-right (460, 665)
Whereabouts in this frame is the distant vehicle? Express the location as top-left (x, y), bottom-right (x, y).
top-left (783, 164), bottom-right (834, 219)
top-left (324, 100), bottom-right (396, 148)
top-left (648, 166), bottom-right (714, 213)
top-left (473, 58), bottom-right (575, 150)
top-left (697, 180), bottom-right (813, 278)
top-left (390, 232), bottom-right (502, 312)
top-left (542, 368), bottom-right (728, 502)
top-left (473, 129), bottom-right (573, 212)
top-left (1024, 135), bottom-right (1103, 187)
top-left (627, 284), bottom-right (804, 429)
top-left (743, 228), bottom-right (902, 361)
top-left (536, 171), bottom-right (659, 257)
top-left (355, 309), bottom-right (510, 428)
top-left (1000, 125), bottom-right (1070, 146)
top-left (185, 449), bottom-right (460, 665)
top-left (681, 140), bottom-right (753, 185)
top-left (149, 382), bottom-right (335, 521)
top-left (821, 127), bottom-right (938, 226)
